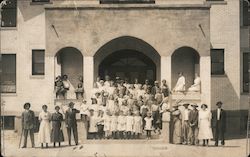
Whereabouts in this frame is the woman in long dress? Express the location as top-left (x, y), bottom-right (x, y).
top-left (188, 73), bottom-right (201, 92)
top-left (51, 106), bottom-right (64, 147)
top-left (171, 103), bottom-right (182, 144)
top-left (38, 105), bottom-right (51, 148)
top-left (198, 104), bottom-right (213, 146)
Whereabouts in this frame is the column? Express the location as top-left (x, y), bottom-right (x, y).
top-left (83, 56), bottom-right (94, 100)
top-left (200, 56), bottom-right (211, 108)
top-left (161, 56), bottom-right (172, 89)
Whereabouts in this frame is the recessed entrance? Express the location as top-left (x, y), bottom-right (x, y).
top-left (98, 49), bottom-right (156, 84)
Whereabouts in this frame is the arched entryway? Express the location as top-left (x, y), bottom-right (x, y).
top-left (171, 47), bottom-right (200, 90)
top-left (98, 49), bottom-right (156, 84)
top-left (94, 36), bottom-right (160, 84)
top-left (55, 47), bottom-right (83, 88)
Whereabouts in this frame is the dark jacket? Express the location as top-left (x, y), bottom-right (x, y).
top-left (65, 108), bottom-right (80, 128)
top-left (21, 110), bottom-right (35, 130)
top-left (188, 109), bottom-right (199, 127)
top-left (212, 109), bottom-right (227, 132)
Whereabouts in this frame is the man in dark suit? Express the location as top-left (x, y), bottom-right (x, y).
top-left (21, 102), bottom-right (35, 148)
top-left (65, 102), bottom-right (80, 146)
top-left (212, 101), bottom-right (226, 146)
top-left (188, 103), bottom-right (199, 145)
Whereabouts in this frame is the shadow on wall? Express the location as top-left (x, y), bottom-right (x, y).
top-left (211, 75), bottom-right (242, 136)
top-left (18, 2), bottom-right (45, 22)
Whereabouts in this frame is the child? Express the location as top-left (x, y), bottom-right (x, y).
top-left (144, 112), bottom-right (153, 140)
top-left (80, 99), bottom-right (89, 122)
top-left (104, 111), bottom-right (112, 139)
top-left (151, 100), bottom-right (160, 134)
top-left (55, 76), bottom-right (64, 99)
top-left (97, 110), bottom-right (105, 139)
top-left (89, 97), bottom-right (99, 116)
top-left (154, 88), bottom-right (163, 105)
top-left (140, 102), bottom-right (149, 129)
top-left (126, 111), bottom-right (134, 139)
top-left (133, 111), bottom-right (142, 139)
top-left (117, 111), bottom-right (126, 139)
top-left (110, 112), bottom-right (118, 139)
top-left (88, 109), bottom-right (98, 139)
top-left (127, 94), bottom-right (135, 109)
top-left (75, 83), bottom-right (84, 99)
top-left (106, 95), bottom-right (115, 114)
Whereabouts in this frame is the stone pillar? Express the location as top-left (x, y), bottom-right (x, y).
top-left (200, 56), bottom-right (211, 108)
top-left (83, 56), bottom-right (94, 100)
top-left (161, 56), bottom-right (171, 89)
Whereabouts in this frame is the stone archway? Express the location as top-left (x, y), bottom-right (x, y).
top-left (55, 47), bottom-right (83, 88)
top-left (171, 46), bottom-right (200, 91)
top-left (94, 36), bottom-right (161, 83)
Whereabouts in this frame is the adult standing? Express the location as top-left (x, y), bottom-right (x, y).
top-left (182, 103), bottom-right (190, 145)
top-left (212, 101), bottom-right (226, 146)
top-left (171, 103), bottom-right (182, 144)
top-left (198, 104), bottom-right (213, 146)
top-left (65, 102), bottom-right (80, 146)
top-left (37, 105), bottom-right (51, 148)
top-left (21, 103), bottom-right (35, 148)
top-left (51, 106), bottom-right (64, 147)
top-left (188, 104), bottom-right (199, 145)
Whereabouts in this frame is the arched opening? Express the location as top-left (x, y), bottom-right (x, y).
top-left (94, 36), bottom-right (161, 84)
top-left (171, 47), bottom-right (200, 90)
top-left (55, 47), bottom-right (83, 88)
top-left (99, 49), bottom-right (156, 84)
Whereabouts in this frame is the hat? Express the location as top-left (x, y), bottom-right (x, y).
top-left (55, 105), bottom-right (60, 110)
top-left (172, 103), bottom-right (180, 108)
top-left (216, 101), bottom-right (223, 106)
top-left (68, 102), bottom-right (74, 106)
top-left (154, 81), bottom-right (159, 84)
top-left (182, 103), bottom-right (190, 107)
top-left (191, 103), bottom-right (198, 108)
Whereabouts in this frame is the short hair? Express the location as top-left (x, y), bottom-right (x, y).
top-left (201, 104), bottom-right (208, 108)
top-left (42, 105), bottom-right (48, 109)
top-left (55, 106), bottom-right (60, 110)
top-left (69, 102), bottom-right (74, 106)
top-left (23, 103), bottom-right (31, 109)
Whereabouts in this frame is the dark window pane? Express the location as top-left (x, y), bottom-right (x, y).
top-left (243, 1), bottom-right (249, 26)
top-left (32, 50), bottom-right (45, 75)
top-left (211, 49), bottom-right (225, 75)
top-left (1, 54), bottom-right (16, 93)
top-left (1, 116), bottom-right (15, 130)
top-left (1, 0), bottom-right (17, 27)
top-left (243, 53), bottom-right (249, 92)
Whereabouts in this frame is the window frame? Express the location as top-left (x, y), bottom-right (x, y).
top-left (1, 116), bottom-right (15, 130)
top-left (0, 0), bottom-right (17, 28)
top-left (211, 49), bottom-right (225, 76)
top-left (32, 49), bottom-right (45, 76)
top-left (1, 54), bottom-right (16, 93)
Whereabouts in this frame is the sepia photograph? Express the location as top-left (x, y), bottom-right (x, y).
top-left (0, 0), bottom-right (250, 156)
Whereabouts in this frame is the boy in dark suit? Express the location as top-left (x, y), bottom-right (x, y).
top-left (65, 102), bottom-right (80, 146)
top-left (212, 101), bottom-right (226, 146)
top-left (21, 103), bottom-right (35, 148)
top-left (188, 104), bottom-right (199, 145)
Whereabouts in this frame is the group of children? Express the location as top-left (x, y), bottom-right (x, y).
top-left (79, 76), bottom-right (170, 140)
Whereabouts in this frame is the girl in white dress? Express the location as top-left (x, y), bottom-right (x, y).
top-left (198, 104), bottom-right (213, 146)
top-left (133, 111), bottom-right (142, 139)
top-left (38, 105), bottom-right (51, 148)
top-left (144, 112), bottom-right (153, 140)
top-left (126, 112), bottom-right (134, 139)
top-left (104, 111), bottom-right (112, 139)
top-left (117, 111), bottom-right (126, 139)
top-left (110, 112), bottom-right (118, 139)
top-left (106, 95), bottom-right (115, 114)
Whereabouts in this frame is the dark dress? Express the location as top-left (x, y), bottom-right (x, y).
top-left (51, 112), bottom-right (64, 142)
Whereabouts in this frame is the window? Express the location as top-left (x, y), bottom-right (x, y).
top-left (100, 0), bottom-right (155, 4)
top-left (243, 53), bottom-right (249, 93)
top-left (1, 116), bottom-right (15, 130)
top-left (1, 0), bottom-right (17, 27)
top-left (211, 49), bottom-right (225, 75)
top-left (32, 50), bottom-right (45, 75)
top-left (243, 0), bottom-right (250, 26)
top-left (1, 54), bottom-right (16, 93)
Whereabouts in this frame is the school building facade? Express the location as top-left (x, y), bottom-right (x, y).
top-left (0, 0), bottom-right (249, 140)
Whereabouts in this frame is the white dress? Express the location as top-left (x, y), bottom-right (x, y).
top-left (144, 117), bottom-right (153, 130)
top-left (133, 116), bottom-right (142, 133)
top-left (173, 76), bottom-right (185, 92)
top-left (89, 115), bottom-right (98, 133)
top-left (110, 116), bottom-right (118, 132)
top-left (104, 115), bottom-right (111, 131)
top-left (126, 116), bottom-right (134, 132)
top-left (106, 100), bottom-right (115, 114)
top-left (188, 77), bottom-right (201, 92)
top-left (117, 116), bottom-right (126, 131)
top-left (198, 109), bottom-right (213, 140)
top-left (38, 111), bottom-right (51, 143)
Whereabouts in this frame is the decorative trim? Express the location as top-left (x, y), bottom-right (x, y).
top-left (29, 75), bottom-right (45, 79)
top-left (30, 2), bottom-right (53, 5)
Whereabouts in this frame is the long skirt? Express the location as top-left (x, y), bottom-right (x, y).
top-left (172, 119), bottom-right (182, 144)
top-left (38, 120), bottom-right (51, 143)
top-left (51, 123), bottom-right (64, 142)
